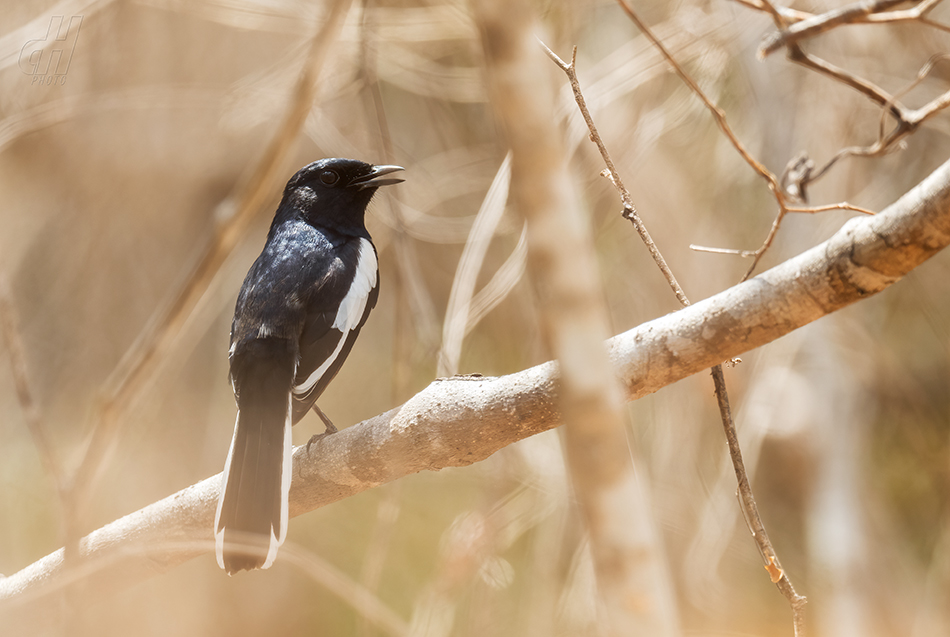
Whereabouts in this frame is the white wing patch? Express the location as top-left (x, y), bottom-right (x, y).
top-left (332, 238), bottom-right (378, 332)
top-left (293, 238), bottom-right (377, 396)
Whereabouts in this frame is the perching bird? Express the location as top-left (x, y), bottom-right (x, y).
top-left (214, 158), bottom-right (403, 574)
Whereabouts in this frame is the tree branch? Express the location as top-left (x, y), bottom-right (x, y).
top-left (759, 0), bottom-right (911, 57)
top-left (3, 156), bottom-right (950, 633)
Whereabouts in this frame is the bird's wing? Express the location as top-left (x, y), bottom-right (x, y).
top-left (291, 237), bottom-right (379, 422)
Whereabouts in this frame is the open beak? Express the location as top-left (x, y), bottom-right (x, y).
top-left (351, 165), bottom-right (405, 190)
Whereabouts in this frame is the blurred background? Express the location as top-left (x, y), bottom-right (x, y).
top-left (1, 0), bottom-right (949, 635)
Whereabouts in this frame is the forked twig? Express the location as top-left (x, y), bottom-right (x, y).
top-left (754, 0), bottom-right (950, 127)
top-left (759, 0), bottom-right (947, 57)
top-left (614, 0), bottom-right (875, 282)
top-left (759, 0), bottom-right (913, 58)
top-left (750, 0), bottom-right (950, 197)
top-left (547, 3), bottom-right (815, 632)
top-left (731, 0), bottom-right (812, 22)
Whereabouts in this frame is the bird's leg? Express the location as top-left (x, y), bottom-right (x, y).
top-left (313, 404), bottom-right (338, 434)
top-left (306, 404), bottom-right (338, 452)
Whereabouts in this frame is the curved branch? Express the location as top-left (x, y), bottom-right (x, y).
top-left (3, 157), bottom-right (950, 632)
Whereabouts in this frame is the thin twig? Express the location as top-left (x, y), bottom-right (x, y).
top-left (759, 0), bottom-right (910, 58)
top-left (540, 45), bottom-right (636, 212)
top-left (755, 0), bottom-right (950, 128)
top-left (613, 2), bottom-right (781, 200)
top-left (918, 16), bottom-right (950, 33)
top-left (789, 47), bottom-right (903, 119)
top-left (738, 0), bottom-right (950, 198)
top-left (711, 365), bottom-right (808, 636)
top-left (539, 41), bottom-right (689, 307)
top-left (603, 2), bottom-right (819, 630)
top-left (803, 126), bottom-right (909, 187)
top-left (543, 35), bottom-right (808, 635)
top-left (858, 0), bottom-right (944, 22)
top-left (787, 203), bottom-right (875, 216)
top-left (612, 0), bottom-right (882, 278)
top-left (730, 0), bottom-right (811, 23)
top-left (772, 41), bottom-right (950, 194)
top-left (755, 0), bottom-right (950, 48)
top-left (613, 0), bottom-right (790, 280)
top-left (895, 54), bottom-right (950, 129)
top-left (689, 245), bottom-right (758, 258)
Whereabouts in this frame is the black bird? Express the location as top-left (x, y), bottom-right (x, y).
top-left (214, 158), bottom-right (403, 574)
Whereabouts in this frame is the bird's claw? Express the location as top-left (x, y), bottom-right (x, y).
top-left (306, 420), bottom-right (338, 453)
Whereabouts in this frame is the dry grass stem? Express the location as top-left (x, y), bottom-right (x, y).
top-left (0, 273), bottom-right (66, 497)
top-left (439, 154), bottom-right (513, 376)
top-left (464, 223), bottom-right (527, 333)
top-left (68, 0), bottom-right (354, 516)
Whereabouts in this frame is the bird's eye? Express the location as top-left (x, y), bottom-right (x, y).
top-left (318, 170), bottom-right (339, 186)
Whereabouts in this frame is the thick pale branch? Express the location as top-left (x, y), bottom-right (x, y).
top-left (3, 157), bottom-right (950, 632)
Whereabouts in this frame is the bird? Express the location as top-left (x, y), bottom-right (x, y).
top-left (214, 158), bottom-right (403, 574)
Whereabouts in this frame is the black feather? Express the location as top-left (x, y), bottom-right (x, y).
top-left (214, 158), bottom-right (401, 573)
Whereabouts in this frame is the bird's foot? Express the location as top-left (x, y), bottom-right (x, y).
top-left (306, 405), bottom-right (338, 453)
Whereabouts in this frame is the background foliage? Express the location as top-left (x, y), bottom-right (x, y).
top-left (1, 0), bottom-right (949, 635)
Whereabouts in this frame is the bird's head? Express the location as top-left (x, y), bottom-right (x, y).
top-left (281, 158), bottom-right (404, 235)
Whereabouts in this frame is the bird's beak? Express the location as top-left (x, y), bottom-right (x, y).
top-left (352, 165), bottom-right (405, 190)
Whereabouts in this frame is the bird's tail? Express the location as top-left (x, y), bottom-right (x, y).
top-left (214, 340), bottom-right (295, 574)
